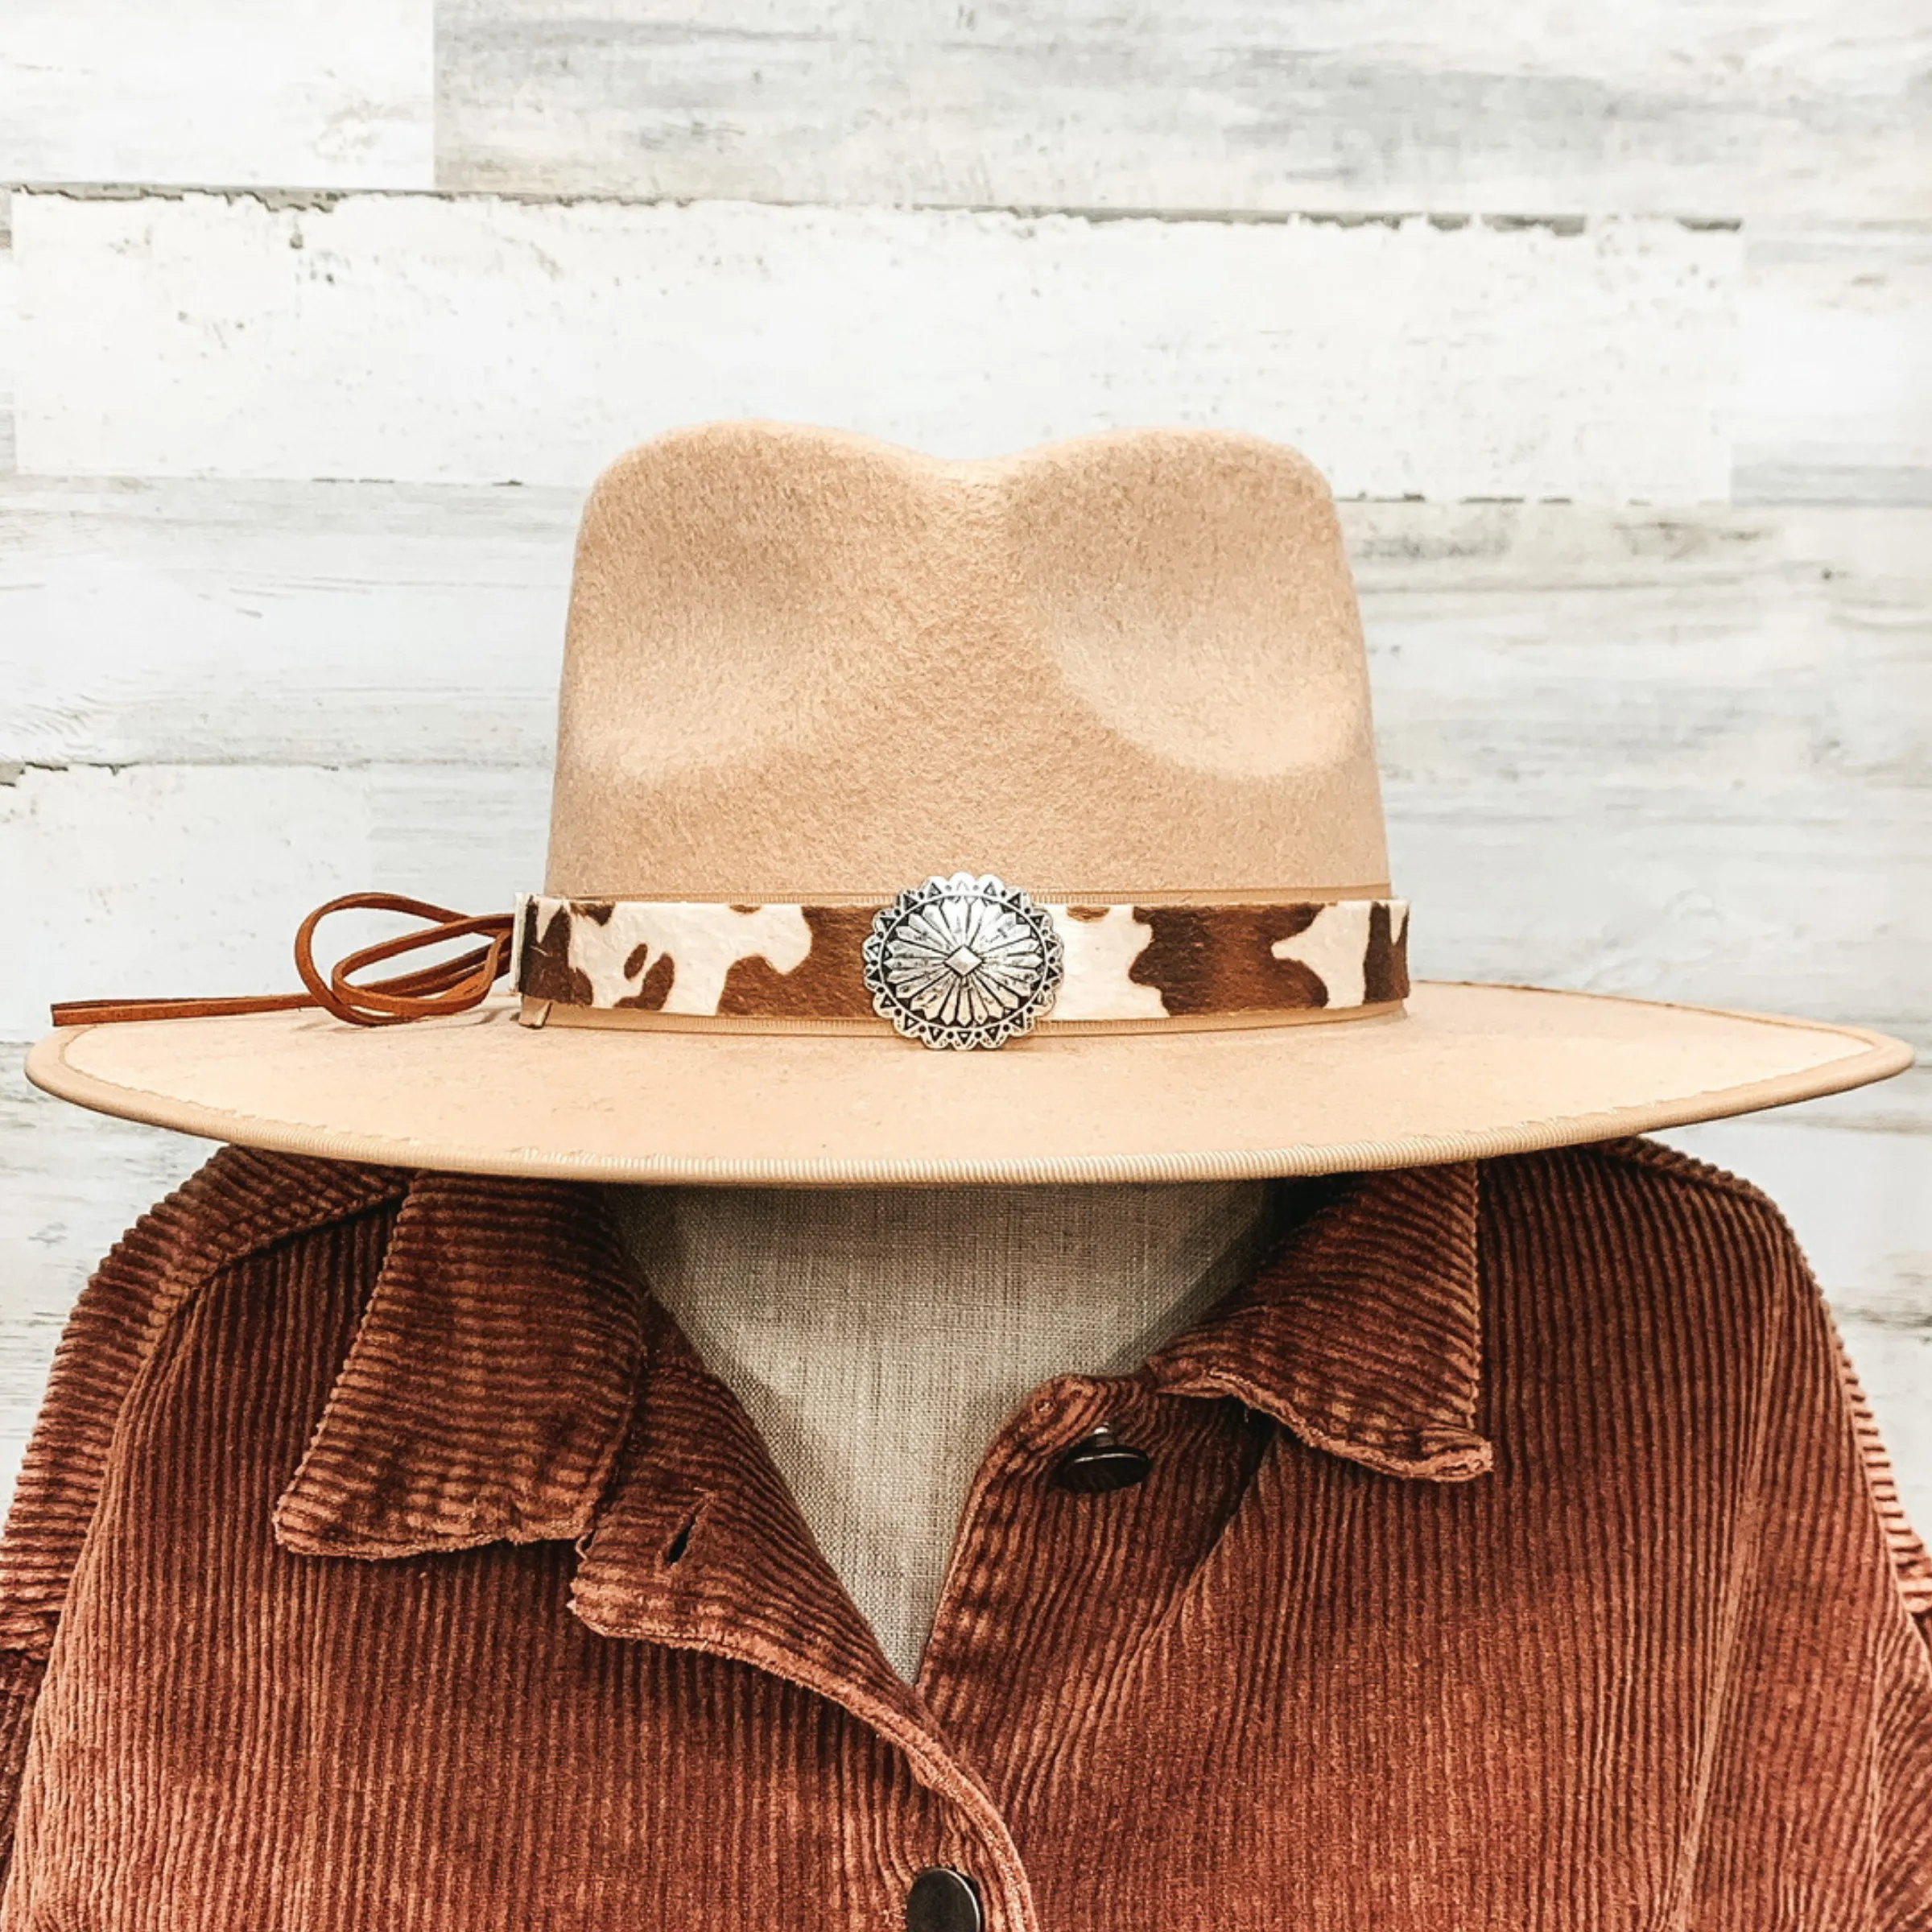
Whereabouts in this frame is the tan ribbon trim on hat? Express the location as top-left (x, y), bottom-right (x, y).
top-left (515, 893), bottom-right (1410, 1035)
top-left (48, 890), bottom-right (1410, 1038)
top-left (524, 1000), bottom-right (1408, 1038)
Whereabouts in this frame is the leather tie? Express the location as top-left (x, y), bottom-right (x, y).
top-left (50, 893), bottom-right (515, 1030)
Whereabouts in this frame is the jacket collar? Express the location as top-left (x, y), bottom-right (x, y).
top-left (273, 1165), bottom-right (645, 1559)
top-left (268, 1155), bottom-right (1491, 1568)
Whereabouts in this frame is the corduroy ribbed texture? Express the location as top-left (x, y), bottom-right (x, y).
top-left (0, 1140), bottom-right (1926, 1928)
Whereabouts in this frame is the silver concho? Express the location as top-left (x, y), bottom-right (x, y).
top-left (862, 873), bottom-right (1065, 1051)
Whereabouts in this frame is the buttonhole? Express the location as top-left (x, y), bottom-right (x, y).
top-left (663, 1508), bottom-right (702, 1567)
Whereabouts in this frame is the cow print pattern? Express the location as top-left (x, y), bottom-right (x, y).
top-left (516, 894), bottom-right (1409, 1025)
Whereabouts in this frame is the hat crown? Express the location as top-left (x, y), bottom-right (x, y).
top-left (545, 421), bottom-right (1389, 901)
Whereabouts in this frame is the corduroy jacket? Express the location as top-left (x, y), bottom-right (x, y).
top-left (0, 1137), bottom-right (1926, 1929)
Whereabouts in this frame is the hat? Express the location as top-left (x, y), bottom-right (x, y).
top-left (26, 423), bottom-right (1910, 1184)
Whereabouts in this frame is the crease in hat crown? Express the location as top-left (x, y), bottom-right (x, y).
top-left (543, 419), bottom-right (1391, 904)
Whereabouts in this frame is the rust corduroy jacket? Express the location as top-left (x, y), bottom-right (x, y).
top-left (0, 1137), bottom-right (1927, 1928)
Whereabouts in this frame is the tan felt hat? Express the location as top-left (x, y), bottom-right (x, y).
top-left (27, 423), bottom-right (1911, 1184)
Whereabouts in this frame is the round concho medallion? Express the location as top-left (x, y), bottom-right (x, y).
top-left (862, 873), bottom-right (1065, 1051)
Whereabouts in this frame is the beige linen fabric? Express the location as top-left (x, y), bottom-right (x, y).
top-left (611, 1179), bottom-right (1286, 1681)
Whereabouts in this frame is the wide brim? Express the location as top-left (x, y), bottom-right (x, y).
top-left (23, 981), bottom-right (1912, 1186)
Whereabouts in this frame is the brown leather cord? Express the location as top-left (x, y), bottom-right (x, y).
top-left (49, 894), bottom-right (516, 1030)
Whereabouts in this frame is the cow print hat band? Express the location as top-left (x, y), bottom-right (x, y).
top-left (517, 875), bottom-right (1410, 1052)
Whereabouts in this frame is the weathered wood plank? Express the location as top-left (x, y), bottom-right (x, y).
top-left (10, 192), bottom-right (1737, 500)
top-left (0, 477), bottom-right (572, 767)
top-left (434, 0), bottom-right (1930, 223)
top-left (1352, 501), bottom-right (1932, 1041)
top-left (10, 204), bottom-right (1919, 507)
top-left (1385, 786), bottom-right (1928, 1048)
top-left (1736, 225), bottom-right (1932, 506)
top-left (0, 0), bottom-right (434, 190)
top-left (0, 200), bottom-right (16, 472)
top-left (1348, 500), bottom-right (1932, 801)
top-left (6, 483), bottom-right (1926, 783)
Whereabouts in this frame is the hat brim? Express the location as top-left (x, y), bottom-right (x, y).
top-left (24, 981), bottom-right (1911, 1186)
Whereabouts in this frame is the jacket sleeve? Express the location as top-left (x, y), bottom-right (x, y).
top-left (1835, 1334), bottom-right (1932, 1924)
top-left (1690, 1200), bottom-right (1932, 1928)
top-left (0, 1174), bottom-right (221, 1876)
top-left (1835, 1334), bottom-right (1932, 1653)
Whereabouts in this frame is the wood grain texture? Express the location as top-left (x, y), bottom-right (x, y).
top-left (1736, 225), bottom-right (1932, 505)
top-left (0, 0), bottom-right (434, 190)
top-left (10, 192), bottom-right (1738, 500)
top-left (0, 201), bottom-right (16, 472)
top-left (434, 0), bottom-right (1931, 222)
top-left (17, 192), bottom-right (1923, 507)
top-left (6, 485), bottom-right (1924, 789)
top-left (0, 477), bottom-right (571, 767)
top-left (1350, 501), bottom-right (1932, 1039)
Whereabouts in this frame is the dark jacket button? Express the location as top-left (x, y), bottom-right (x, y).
top-left (907, 1865), bottom-right (982, 1932)
top-left (1051, 1425), bottom-right (1152, 1495)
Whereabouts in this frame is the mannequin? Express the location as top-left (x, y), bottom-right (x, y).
top-left (609, 1179), bottom-right (1290, 1683)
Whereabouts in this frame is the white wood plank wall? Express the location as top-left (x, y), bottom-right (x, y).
top-left (0, 4), bottom-right (1926, 1529)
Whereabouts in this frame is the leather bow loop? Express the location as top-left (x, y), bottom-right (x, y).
top-left (50, 893), bottom-right (516, 1030)
top-left (295, 894), bottom-right (516, 1026)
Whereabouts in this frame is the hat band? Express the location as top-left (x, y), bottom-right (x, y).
top-left (514, 892), bottom-right (1410, 1036)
